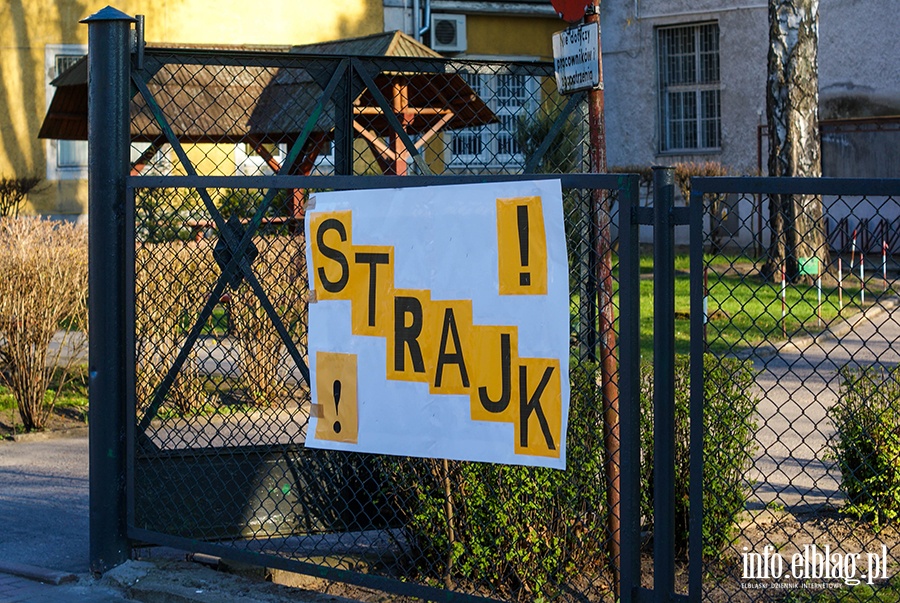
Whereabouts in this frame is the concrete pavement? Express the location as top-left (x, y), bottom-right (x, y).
top-left (0, 436), bottom-right (363, 603)
top-left (746, 295), bottom-right (900, 512)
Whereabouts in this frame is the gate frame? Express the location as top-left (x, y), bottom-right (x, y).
top-left (122, 173), bottom-right (642, 603)
top-left (81, 7), bottom-right (707, 601)
top-left (85, 7), bottom-right (653, 601)
top-left (619, 166), bottom-right (703, 603)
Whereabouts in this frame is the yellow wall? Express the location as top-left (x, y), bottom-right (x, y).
top-left (0, 0), bottom-right (383, 215)
top-left (466, 14), bottom-right (562, 61)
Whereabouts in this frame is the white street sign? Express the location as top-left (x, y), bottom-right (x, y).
top-left (552, 22), bottom-right (600, 94)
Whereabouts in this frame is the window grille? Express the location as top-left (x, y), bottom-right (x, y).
top-left (657, 22), bottom-right (721, 152)
top-left (449, 71), bottom-right (539, 169)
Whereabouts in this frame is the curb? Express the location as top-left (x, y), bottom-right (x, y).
top-left (0, 560), bottom-right (77, 585)
top-left (736, 295), bottom-right (900, 360)
top-left (9, 425), bottom-right (89, 443)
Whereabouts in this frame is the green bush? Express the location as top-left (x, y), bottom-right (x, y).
top-left (831, 367), bottom-right (900, 526)
top-left (384, 356), bottom-right (758, 595)
top-left (639, 354), bottom-right (758, 558)
top-left (515, 101), bottom-right (581, 174)
top-left (383, 363), bottom-right (608, 599)
top-left (135, 188), bottom-right (204, 243)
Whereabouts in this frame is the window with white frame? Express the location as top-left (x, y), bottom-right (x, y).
top-left (234, 140), bottom-right (336, 176)
top-left (657, 22), bottom-right (721, 153)
top-left (449, 72), bottom-right (539, 168)
top-left (45, 45), bottom-right (88, 179)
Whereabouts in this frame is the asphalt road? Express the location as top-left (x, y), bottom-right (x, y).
top-left (0, 437), bottom-right (91, 573)
top-left (748, 297), bottom-right (900, 512)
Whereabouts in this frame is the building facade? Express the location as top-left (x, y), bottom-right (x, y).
top-left (3, 0), bottom-right (383, 216)
top-left (595, 0), bottom-right (900, 176)
top-left (8, 1), bottom-right (900, 215)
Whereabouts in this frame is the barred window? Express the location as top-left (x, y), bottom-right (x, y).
top-left (657, 22), bottom-right (721, 152)
top-left (449, 72), bottom-right (539, 168)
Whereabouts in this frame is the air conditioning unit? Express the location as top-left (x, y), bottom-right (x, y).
top-left (430, 14), bottom-right (467, 53)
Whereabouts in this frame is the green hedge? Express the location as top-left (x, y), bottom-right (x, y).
top-left (382, 363), bottom-right (608, 599)
top-left (831, 367), bottom-right (900, 526)
top-left (639, 354), bottom-right (758, 558)
top-left (383, 355), bottom-right (758, 596)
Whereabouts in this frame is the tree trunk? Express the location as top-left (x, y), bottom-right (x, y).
top-left (764, 0), bottom-right (827, 282)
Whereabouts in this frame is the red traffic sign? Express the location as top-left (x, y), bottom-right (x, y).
top-left (551, 0), bottom-right (592, 23)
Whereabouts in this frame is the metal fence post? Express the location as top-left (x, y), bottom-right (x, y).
top-left (688, 181), bottom-right (705, 603)
top-left (652, 166), bottom-right (676, 602)
top-left (83, 5), bottom-right (136, 575)
top-left (617, 174), bottom-right (642, 603)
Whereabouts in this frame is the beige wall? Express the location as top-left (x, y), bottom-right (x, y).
top-left (466, 14), bottom-right (560, 60)
top-left (0, 0), bottom-right (383, 215)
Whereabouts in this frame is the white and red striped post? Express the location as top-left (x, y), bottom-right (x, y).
top-left (861, 251), bottom-right (866, 306)
top-left (838, 257), bottom-right (843, 311)
top-left (781, 262), bottom-right (787, 337)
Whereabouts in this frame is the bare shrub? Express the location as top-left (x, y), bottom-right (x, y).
top-left (135, 241), bottom-right (215, 416)
top-left (0, 217), bottom-right (87, 431)
top-left (0, 177), bottom-right (43, 218)
top-left (230, 234), bottom-right (306, 407)
top-left (674, 161), bottom-right (732, 254)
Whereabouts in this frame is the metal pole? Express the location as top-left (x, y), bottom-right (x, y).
top-left (617, 174), bottom-right (642, 603)
top-left (652, 166), bottom-right (676, 603)
top-left (83, 5), bottom-right (136, 575)
top-left (688, 186), bottom-right (705, 603)
top-left (585, 0), bottom-right (620, 590)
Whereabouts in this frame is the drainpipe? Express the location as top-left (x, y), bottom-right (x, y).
top-left (419, 0), bottom-right (432, 41)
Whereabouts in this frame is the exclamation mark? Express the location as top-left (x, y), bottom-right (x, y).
top-left (332, 379), bottom-right (342, 434)
top-left (517, 205), bottom-right (530, 286)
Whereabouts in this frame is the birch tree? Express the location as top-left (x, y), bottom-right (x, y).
top-left (764, 0), bottom-right (827, 281)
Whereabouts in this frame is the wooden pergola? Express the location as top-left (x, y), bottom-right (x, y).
top-left (39, 31), bottom-right (497, 179)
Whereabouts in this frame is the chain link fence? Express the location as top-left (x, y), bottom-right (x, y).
top-left (126, 47), bottom-right (633, 602)
top-left (685, 178), bottom-right (900, 602)
top-left (116, 42), bottom-right (900, 603)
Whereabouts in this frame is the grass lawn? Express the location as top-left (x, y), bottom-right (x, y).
top-left (585, 252), bottom-right (885, 357)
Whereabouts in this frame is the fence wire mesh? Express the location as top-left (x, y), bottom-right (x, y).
top-left (130, 182), bottom-right (623, 602)
top-left (687, 180), bottom-right (900, 602)
top-left (130, 49), bottom-right (589, 180)
top-left (124, 45), bottom-right (900, 603)
top-left (128, 48), bottom-right (625, 602)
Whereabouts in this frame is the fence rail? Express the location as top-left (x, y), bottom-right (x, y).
top-left (86, 14), bottom-right (900, 602)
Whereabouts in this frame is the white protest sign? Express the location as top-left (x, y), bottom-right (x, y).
top-left (304, 180), bottom-right (571, 469)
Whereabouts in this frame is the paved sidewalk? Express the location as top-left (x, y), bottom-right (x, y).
top-left (747, 296), bottom-right (900, 512)
top-left (0, 570), bottom-right (127, 603)
top-left (0, 436), bottom-right (364, 603)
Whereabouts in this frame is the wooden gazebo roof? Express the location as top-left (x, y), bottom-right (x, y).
top-left (39, 31), bottom-right (496, 150)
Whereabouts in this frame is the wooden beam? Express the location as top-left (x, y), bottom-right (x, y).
top-left (249, 141), bottom-right (282, 173)
top-left (130, 139), bottom-right (164, 175)
top-left (353, 121), bottom-right (394, 174)
top-left (352, 107), bottom-right (453, 116)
